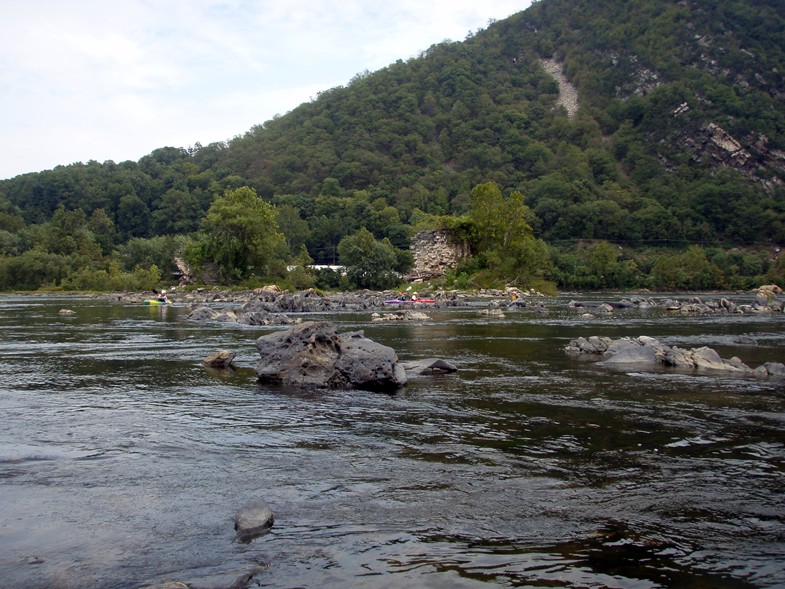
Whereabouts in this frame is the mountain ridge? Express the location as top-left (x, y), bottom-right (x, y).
top-left (1, 0), bottom-right (784, 290)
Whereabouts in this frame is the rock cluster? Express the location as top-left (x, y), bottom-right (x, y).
top-left (569, 286), bottom-right (784, 315)
top-left (186, 303), bottom-right (294, 326)
top-left (255, 321), bottom-right (407, 391)
top-left (371, 310), bottom-right (429, 322)
top-left (565, 335), bottom-right (785, 378)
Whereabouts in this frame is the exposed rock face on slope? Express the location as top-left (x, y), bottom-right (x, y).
top-left (540, 58), bottom-right (579, 118)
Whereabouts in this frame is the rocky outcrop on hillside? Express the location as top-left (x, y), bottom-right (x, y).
top-left (540, 58), bottom-right (579, 118)
top-left (676, 120), bottom-right (785, 189)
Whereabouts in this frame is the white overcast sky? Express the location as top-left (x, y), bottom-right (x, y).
top-left (0, 0), bottom-right (531, 180)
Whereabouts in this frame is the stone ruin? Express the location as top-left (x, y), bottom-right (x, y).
top-left (409, 230), bottom-right (470, 281)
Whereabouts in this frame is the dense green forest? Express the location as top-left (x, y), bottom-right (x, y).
top-left (1, 0), bottom-right (784, 292)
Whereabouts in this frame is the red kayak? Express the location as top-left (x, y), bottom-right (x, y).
top-left (384, 299), bottom-right (437, 304)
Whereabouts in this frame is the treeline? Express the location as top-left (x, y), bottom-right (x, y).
top-left (0, 0), bottom-right (784, 292)
top-left (1, 178), bottom-right (781, 294)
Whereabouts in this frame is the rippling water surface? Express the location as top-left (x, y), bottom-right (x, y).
top-left (0, 294), bottom-right (783, 588)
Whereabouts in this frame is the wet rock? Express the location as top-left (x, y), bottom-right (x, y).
top-left (402, 358), bottom-right (458, 374)
top-left (186, 304), bottom-right (292, 326)
top-left (335, 329), bottom-right (408, 391)
top-left (58, 308), bottom-right (75, 315)
top-left (234, 499), bottom-right (274, 543)
top-left (185, 306), bottom-right (223, 321)
top-left (600, 339), bottom-right (659, 365)
top-left (139, 581), bottom-right (189, 589)
top-left (255, 322), bottom-right (407, 391)
top-left (566, 335), bottom-right (782, 378)
top-left (371, 310), bottom-right (429, 322)
top-left (203, 350), bottom-right (236, 369)
top-left (564, 336), bottom-right (613, 355)
top-left (478, 308), bottom-right (506, 318)
top-left (755, 362), bottom-right (785, 377)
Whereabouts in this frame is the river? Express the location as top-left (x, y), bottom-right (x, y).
top-left (0, 293), bottom-right (783, 589)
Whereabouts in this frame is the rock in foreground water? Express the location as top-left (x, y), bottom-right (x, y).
top-left (203, 350), bottom-right (236, 368)
top-left (255, 321), bottom-right (407, 391)
top-left (234, 500), bottom-right (274, 543)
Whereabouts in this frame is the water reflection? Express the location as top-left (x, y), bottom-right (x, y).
top-left (0, 295), bottom-right (783, 588)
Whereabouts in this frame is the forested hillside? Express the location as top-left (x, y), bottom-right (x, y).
top-left (1, 0), bottom-right (784, 292)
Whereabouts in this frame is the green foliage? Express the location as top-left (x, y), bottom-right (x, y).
top-left (200, 186), bottom-right (285, 281)
top-left (650, 245), bottom-right (724, 290)
top-left (60, 261), bottom-right (162, 292)
top-left (337, 228), bottom-right (401, 290)
top-left (463, 182), bottom-right (553, 288)
top-left (0, 251), bottom-right (71, 290)
top-left (114, 235), bottom-right (186, 276)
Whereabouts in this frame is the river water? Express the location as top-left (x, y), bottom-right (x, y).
top-left (0, 294), bottom-right (783, 589)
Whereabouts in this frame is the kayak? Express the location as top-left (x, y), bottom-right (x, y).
top-left (384, 299), bottom-right (437, 304)
top-left (144, 299), bottom-right (168, 305)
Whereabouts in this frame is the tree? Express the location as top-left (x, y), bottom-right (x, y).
top-left (150, 189), bottom-right (204, 235)
top-left (201, 186), bottom-right (285, 281)
top-left (117, 194), bottom-right (150, 239)
top-left (469, 182), bottom-right (533, 252)
top-left (338, 228), bottom-right (400, 290)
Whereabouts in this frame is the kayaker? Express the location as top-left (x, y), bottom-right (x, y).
top-left (156, 289), bottom-right (170, 303)
top-left (411, 291), bottom-right (419, 301)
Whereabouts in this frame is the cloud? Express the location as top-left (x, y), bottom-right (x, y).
top-left (0, 0), bottom-right (529, 178)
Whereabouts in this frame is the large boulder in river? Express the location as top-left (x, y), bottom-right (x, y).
top-left (255, 321), bottom-right (407, 391)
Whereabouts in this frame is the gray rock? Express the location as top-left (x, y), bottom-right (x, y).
top-left (600, 338), bottom-right (659, 365)
top-left (335, 330), bottom-right (408, 391)
top-left (756, 362), bottom-right (785, 377)
top-left (691, 346), bottom-right (732, 371)
top-left (203, 350), bottom-right (236, 368)
top-left (185, 306), bottom-right (222, 321)
top-left (234, 500), bottom-right (274, 543)
top-left (255, 322), bottom-right (407, 391)
top-left (565, 335), bottom-right (781, 379)
top-left (402, 358), bottom-right (458, 374)
top-left (371, 310), bottom-right (428, 322)
top-left (237, 310), bottom-right (293, 326)
top-left (662, 346), bottom-right (694, 368)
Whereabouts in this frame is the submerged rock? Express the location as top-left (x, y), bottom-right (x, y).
top-left (255, 321), bottom-right (407, 391)
top-left (203, 350), bottom-right (236, 369)
top-left (565, 335), bottom-right (784, 378)
top-left (402, 358), bottom-right (458, 375)
top-left (234, 499), bottom-right (274, 543)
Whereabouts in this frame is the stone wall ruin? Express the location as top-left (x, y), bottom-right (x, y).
top-left (409, 230), bottom-right (470, 280)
